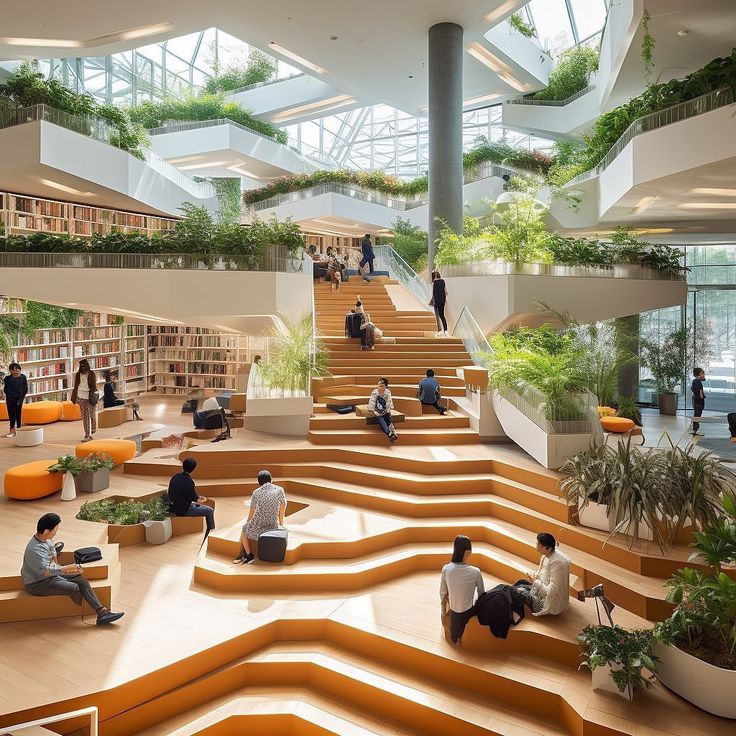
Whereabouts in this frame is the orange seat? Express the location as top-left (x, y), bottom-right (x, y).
top-left (600, 416), bottom-right (635, 433)
top-left (4, 459), bottom-right (64, 500)
top-left (61, 400), bottom-right (81, 421)
top-left (0, 404), bottom-right (7, 421)
top-left (23, 401), bottom-right (63, 425)
top-left (76, 439), bottom-right (137, 466)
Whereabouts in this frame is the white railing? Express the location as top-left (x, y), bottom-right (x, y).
top-left (452, 305), bottom-right (601, 435)
top-left (463, 161), bottom-right (517, 183)
top-left (146, 117), bottom-right (284, 146)
top-left (439, 260), bottom-right (684, 281)
top-left (507, 84), bottom-right (595, 107)
top-left (565, 87), bottom-right (736, 187)
top-left (373, 244), bottom-right (431, 309)
top-left (226, 72), bottom-right (308, 96)
top-left (3, 705), bottom-right (98, 736)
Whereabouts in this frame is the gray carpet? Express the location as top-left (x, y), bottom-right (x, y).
top-left (695, 437), bottom-right (736, 462)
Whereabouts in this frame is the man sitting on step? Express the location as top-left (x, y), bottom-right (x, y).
top-left (21, 513), bottom-right (124, 625)
top-left (417, 369), bottom-right (447, 415)
top-left (167, 458), bottom-right (215, 535)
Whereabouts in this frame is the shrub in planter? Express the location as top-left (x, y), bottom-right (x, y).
top-left (77, 496), bottom-right (169, 525)
top-left (640, 328), bottom-right (687, 415)
top-left (578, 624), bottom-right (658, 700)
top-left (76, 452), bottom-right (115, 494)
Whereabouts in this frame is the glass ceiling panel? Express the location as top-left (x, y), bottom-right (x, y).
top-left (568, 0), bottom-right (608, 41)
top-left (528, 0), bottom-right (575, 53)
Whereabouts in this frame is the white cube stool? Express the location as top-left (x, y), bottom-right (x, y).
top-left (15, 426), bottom-right (43, 447)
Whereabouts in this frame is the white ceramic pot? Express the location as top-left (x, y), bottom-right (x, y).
top-left (60, 471), bottom-right (77, 502)
top-left (143, 517), bottom-right (173, 545)
top-left (578, 500), bottom-right (612, 532)
top-left (591, 662), bottom-right (633, 701)
top-left (655, 641), bottom-right (736, 718)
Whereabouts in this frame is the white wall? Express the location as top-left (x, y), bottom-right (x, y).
top-left (483, 21), bottom-right (550, 90)
top-left (227, 76), bottom-right (339, 119)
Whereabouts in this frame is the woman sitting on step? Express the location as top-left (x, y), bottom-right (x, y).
top-left (440, 535), bottom-right (485, 644)
top-left (368, 377), bottom-right (398, 443)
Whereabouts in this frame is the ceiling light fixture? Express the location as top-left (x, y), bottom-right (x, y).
top-left (677, 29), bottom-right (689, 37)
top-left (271, 94), bottom-right (355, 122)
top-left (463, 92), bottom-right (504, 106)
top-left (0, 22), bottom-right (173, 48)
top-left (268, 42), bottom-right (327, 74)
top-left (467, 43), bottom-right (529, 92)
top-left (177, 161), bottom-right (229, 170)
top-left (632, 195), bottom-right (657, 215)
top-left (677, 202), bottom-right (736, 210)
top-left (167, 155), bottom-right (205, 164)
top-left (38, 178), bottom-right (95, 197)
top-left (689, 188), bottom-right (736, 197)
top-left (0, 36), bottom-right (82, 48)
top-left (481, 0), bottom-right (518, 24)
top-left (226, 163), bottom-right (267, 179)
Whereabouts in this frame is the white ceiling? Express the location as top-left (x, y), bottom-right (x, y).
top-left (0, 0), bottom-right (531, 112)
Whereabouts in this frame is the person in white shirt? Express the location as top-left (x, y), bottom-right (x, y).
top-left (526, 532), bottom-right (570, 616)
top-left (368, 377), bottom-right (397, 442)
top-left (440, 535), bottom-right (485, 643)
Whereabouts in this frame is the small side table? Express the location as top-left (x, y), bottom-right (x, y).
top-left (15, 426), bottom-right (43, 447)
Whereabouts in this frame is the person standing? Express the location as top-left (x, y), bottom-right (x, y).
top-left (4, 362), bottom-right (28, 438)
top-left (440, 535), bottom-right (485, 644)
top-left (691, 367), bottom-right (706, 436)
top-left (368, 377), bottom-right (397, 442)
top-left (417, 369), bottom-right (447, 415)
top-left (167, 458), bottom-right (215, 534)
top-left (359, 233), bottom-right (375, 283)
top-left (71, 358), bottom-right (98, 442)
top-left (22, 513), bottom-right (124, 625)
top-left (431, 271), bottom-right (449, 337)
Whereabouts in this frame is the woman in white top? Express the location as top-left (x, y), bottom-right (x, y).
top-left (527, 532), bottom-right (570, 616)
top-left (368, 377), bottom-right (397, 443)
top-left (71, 359), bottom-right (98, 442)
top-left (440, 535), bottom-right (485, 643)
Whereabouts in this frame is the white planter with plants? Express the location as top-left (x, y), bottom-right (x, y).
top-left (578, 499), bottom-right (612, 532)
top-left (143, 516), bottom-right (173, 545)
top-left (590, 662), bottom-right (633, 701)
top-left (48, 453), bottom-right (114, 495)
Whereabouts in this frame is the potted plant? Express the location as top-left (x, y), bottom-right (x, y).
top-left (640, 328), bottom-right (687, 415)
top-left (141, 494), bottom-right (173, 544)
top-left (75, 452), bottom-right (115, 494)
top-left (559, 440), bottom-right (613, 532)
top-left (654, 492), bottom-right (736, 718)
top-left (578, 624), bottom-right (658, 701)
top-left (47, 455), bottom-right (85, 502)
top-left (77, 495), bottom-right (175, 545)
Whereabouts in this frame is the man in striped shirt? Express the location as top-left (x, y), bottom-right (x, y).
top-left (21, 513), bottom-right (124, 625)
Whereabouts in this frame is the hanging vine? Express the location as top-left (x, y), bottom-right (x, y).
top-left (640, 9), bottom-right (656, 84)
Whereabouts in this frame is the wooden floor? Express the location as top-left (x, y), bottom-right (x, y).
top-left (0, 285), bottom-right (732, 735)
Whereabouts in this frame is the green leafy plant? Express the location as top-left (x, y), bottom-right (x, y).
top-left (23, 301), bottom-right (82, 334)
top-left (47, 455), bottom-right (85, 476)
top-left (578, 624), bottom-right (658, 698)
top-left (203, 50), bottom-right (277, 94)
top-left (640, 327), bottom-right (687, 394)
top-left (388, 217), bottom-right (428, 271)
top-left (508, 13), bottom-right (536, 39)
top-left (615, 395), bottom-right (642, 426)
top-left (640, 9), bottom-right (656, 84)
top-left (78, 452), bottom-right (115, 473)
top-left (77, 495), bottom-right (171, 525)
top-left (259, 313), bottom-right (329, 394)
top-left (657, 493), bottom-right (736, 670)
top-left (534, 46), bottom-right (599, 102)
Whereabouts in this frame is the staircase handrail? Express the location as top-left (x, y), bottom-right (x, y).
top-left (4, 705), bottom-right (98, 735)
top-left (507, 85), bottom-right (595, 107)
top-left (373, 245), bottom-right (431, 310)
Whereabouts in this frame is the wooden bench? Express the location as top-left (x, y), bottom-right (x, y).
top-left (97, 405), bottom-right (133, 428)
top-left (355, 404), bottom-right (406, 425)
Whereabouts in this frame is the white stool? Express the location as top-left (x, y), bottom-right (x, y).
top-left (15, 426), bottom-right (43, 447)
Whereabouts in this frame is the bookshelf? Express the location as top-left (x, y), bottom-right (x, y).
top-left (0, 192), bottom-right (178, 237)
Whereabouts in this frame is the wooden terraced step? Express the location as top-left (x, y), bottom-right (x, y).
top-left (307, 427), bottom-right (479, 445)
top-left (309, 413), bottom-right (469, 430)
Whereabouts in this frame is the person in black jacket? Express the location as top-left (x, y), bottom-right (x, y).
top-left (4, 362), bottom-right (28, 438)
top-left (103, 371), bottom-right (125, 408)
top-left (166, 458), bottom-right (215, 533)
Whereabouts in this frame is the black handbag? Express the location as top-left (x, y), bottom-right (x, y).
top-left (74, 546), bottom-right (102, 565)
top-left (89, 390), bottom-right (100, 406)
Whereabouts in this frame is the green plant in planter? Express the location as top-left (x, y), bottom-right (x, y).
top-left (77, 497), bottom-right (168, 525)
top-left (640, 327), bottom-right (687, 398)
top-left (47, 455), bottom-right (85, 476)
top-left (578, 624), bottom-right (658, 698)
top-left (78, 452), bottom-right (115, 473)
top-left (534, 46), bottom-right (599, 101)
top-left (508, 13), bottom-right (536, 38)
top-left (615, 395), bottom-right (642, 426)
top-left (140, 496), bottom-right (171, 522)
top-left (657, 493), bottom-right (736, 670)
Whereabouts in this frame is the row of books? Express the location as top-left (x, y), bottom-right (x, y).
top-left (14, 346), bottom-right (70, 362)
top-left (187, 363), bottom-right (236, 376)
top-left (74, 341), bottom-right (121, 357)
top-left (26, 362), bottom-right (67, 379)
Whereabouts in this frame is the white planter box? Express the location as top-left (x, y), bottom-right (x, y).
top-left (245, 396), bottom-right (314, 437)
top-left (591, 662), bottom-right (633, 700)
top-left (578, 501), bottom-right (612, 532)
top-left (655, 642), bottom-right (736, 718)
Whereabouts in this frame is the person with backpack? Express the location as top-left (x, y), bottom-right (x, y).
top-left (368, 377), bottom-right (398, 442)
top-left (439, 535), bottom-right (485, 644)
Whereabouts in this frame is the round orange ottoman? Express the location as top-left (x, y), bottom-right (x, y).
top-left (0, 403), bottom-right (7, 421)
top-left (76, 439), bottom-right (136, 466)
top-left (61, 400), bottom-right (81, 421)
top-left (4, 459), bottom-right (64, 500)
top-left (600, 416), bottom-right (635, 433)
top-left (23, 400), bottom-right (63, 425)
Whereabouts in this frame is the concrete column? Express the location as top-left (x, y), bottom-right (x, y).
top-left (428, 22), bottom-right (464, 275)
top-left (616, 314), bottom-right (640, 399)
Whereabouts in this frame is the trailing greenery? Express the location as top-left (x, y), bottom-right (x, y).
top-left (657, 492), bottom-right (736, 670)
top-left (640, 327), bottom-right (687, 394)
top-left (23, 301), bottom-right (82, 334)
top-left (242, 140), bottom-right (556, 206)
top-left (0, 206), bottom-right (304, 264)
top-left (203, 50), bottom-right (278, 94)
top-left (77, 495), bottom-right (171, 525)
top-left (259, 313), bottom-right (329, 394)
top-left (388, 218), bottom-right (428, 272)
top-left (578, 624), bottom-right (658, 698)
top-left (508, 13), bottom-right (536, 39)
top-left (551, 48), bottom-right (736, 183)
top-left (0, 63), bottom-right (147, 158)
top-left (533, 46), bottom-right (599, 101)
top-left (640, 9), bottom-right (656, 83)
top-left (210, 178), bottom-right (242, 225)
top-left (559, 440), bottom-right (728, 549)
top-left (128, 93), bottom-right (287, 143)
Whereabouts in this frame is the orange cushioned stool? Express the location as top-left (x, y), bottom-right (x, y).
top-left (23, 401), bottom-right (63, 425)
top-left (0, 404), bottom-right (7, 421)
top-left (4, 459), bottom-right (64, 500)
top-left (600, 416), bottom-right (635, 433)
top-left (61, 400), bottom-right (81, 421)
top-left (76, 439), bottom-right (136, 466)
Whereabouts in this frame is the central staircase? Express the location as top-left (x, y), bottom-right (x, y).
top-left (310, 279), bottom-right (478, 445)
